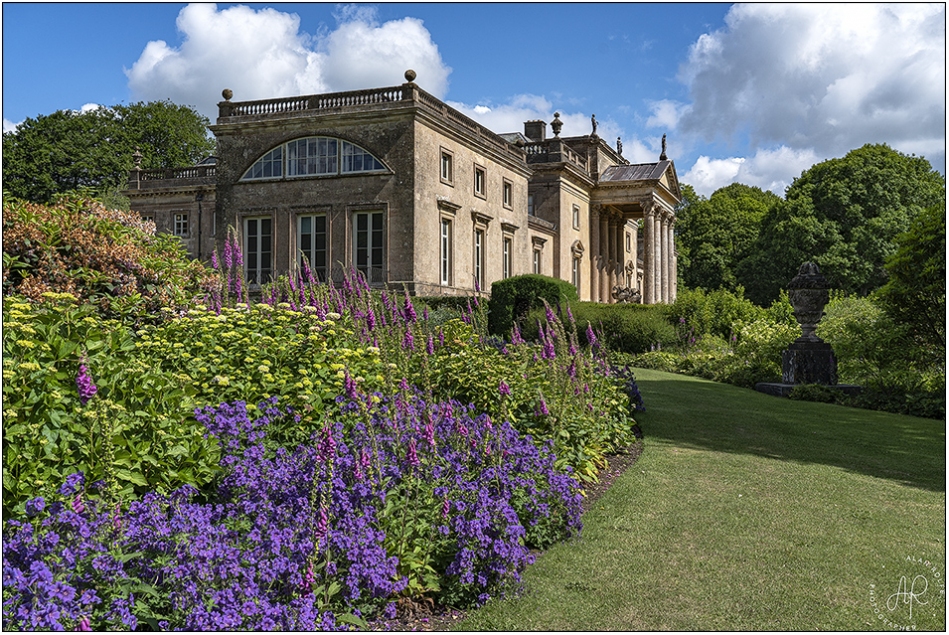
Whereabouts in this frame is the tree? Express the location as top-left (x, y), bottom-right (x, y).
top-left (676, 182), bottom-right (780, 293)
top-left (2, 101), bottom-right (215, 203)
top-left (875, 204), bottom-right (945, 362)
top-left (737, 144), bottom-right (946, 305)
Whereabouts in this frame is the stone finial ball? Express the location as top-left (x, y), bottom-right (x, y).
top-left (404, 69), bottom-right (417, 83)
top-left (222, 89), bottom-right (233, 101)
top-left (554, 112), bottom-right (560, 117)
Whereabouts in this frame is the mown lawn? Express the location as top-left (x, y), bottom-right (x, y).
top-left (457, 368), bottom-right (946, 631)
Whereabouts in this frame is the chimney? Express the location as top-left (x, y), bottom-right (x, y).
top-left (524, 120), bottom-right (546, 143)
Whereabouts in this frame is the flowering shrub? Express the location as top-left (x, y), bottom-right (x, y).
top-left (2, 194), bottom-right (213, 320)
top-left (3, 392), bottom-right (583, 629)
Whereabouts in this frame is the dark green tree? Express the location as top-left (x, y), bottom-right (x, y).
top-left (875, 204), bottom-right (946, 362)
top-left (676, 182), bottom-right (780, 293)
top-left (737, 144), bottom-right (946, 305)
top-left (2, 101), bottom-right (215, 203)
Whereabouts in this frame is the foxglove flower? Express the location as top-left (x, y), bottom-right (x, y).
top-left (407, 438), bottom-right (420, 468)
top-left (586, 322), bottom-right (598, 349)
top-left (498, 380), bottom-right (511, 397)
top-left (426, 334), bottom-right (435, 355)
top-left (76, 364), bottom-right (97, 405)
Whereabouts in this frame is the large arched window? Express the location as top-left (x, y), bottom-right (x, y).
top-left (241, 137), bottom-right (386, 181)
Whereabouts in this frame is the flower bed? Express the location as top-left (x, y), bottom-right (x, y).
top-left (3, 389), bottom-right (582, 630)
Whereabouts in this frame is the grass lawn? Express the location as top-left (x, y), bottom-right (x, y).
top-left (457, 368), bottom-right (946, 631)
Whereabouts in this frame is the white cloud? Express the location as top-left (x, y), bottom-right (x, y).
top-left (126, 3), bottom-right (450, 119)
top-left (3, 118), bottom-right (21, 133)
top-left (79, 103), bottom-right (102, 114)
top-left (645, 99), bottom-right (688, 131)
top-left (678, 3), bottom-right (946, 174)
top-left (683, 146), bottom-right (820, 197)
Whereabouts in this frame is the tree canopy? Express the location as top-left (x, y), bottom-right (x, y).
top-left (876, 203), bottom-right (946, 363)
top-left (2, 101), bottom-right (215, 204)
top-left (675, 182), bottom-right (780, 294)
top-left (736, 144), bottom-right (945, 305)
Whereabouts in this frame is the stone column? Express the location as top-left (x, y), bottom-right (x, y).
top-left (630, 219), bottom-right (639, 291)
top-left (652, 211), bottom-right (662, 304)
top-left (668, 218), bottom-right (677, 303)
top-left (661, 213), bottom-right (671, 303)
top-left (590, 207), bottom-right (600, 303)
top-left (642, 203), bottom-right (655, 304)
top-left (600, 213), bottom-right (610, 303)
top-left (607, 218), bottom-right (616, 303)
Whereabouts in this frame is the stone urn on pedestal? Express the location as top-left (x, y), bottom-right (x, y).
top-left (783, 262), bottom-right (837, 385)
top-left (755, 262), bottom-right (862, 397)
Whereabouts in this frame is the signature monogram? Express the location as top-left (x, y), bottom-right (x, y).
top-left (886, 575), bottom-right (929, 621)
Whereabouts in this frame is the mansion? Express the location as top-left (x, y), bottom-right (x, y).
top-left (125, 71), bottom-right (680, 303)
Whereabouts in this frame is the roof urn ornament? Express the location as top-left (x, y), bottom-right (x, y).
top-left (404, 69), bottom-right (417, 83)
top-left (787, 262), bottom-right (830, 342)
top-left (616, 136), bottom-right (623, 155)
top-left (132, 148), bottom-right (143, 169)
top-left (660, 134), bottom-right (667, 161)
top-left (551, 112), bottom-right (563, 137)
top-left (222, 88), bottom-right (233, 101)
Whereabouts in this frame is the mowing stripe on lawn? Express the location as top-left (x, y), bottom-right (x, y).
top-left (457, 368), bottom-right (946, 631)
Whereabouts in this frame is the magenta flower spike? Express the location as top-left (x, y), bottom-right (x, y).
top-left (586, 322), bottom-right (598, 349)
top-left (233, 233), bottom-right (243, 267)
top-left (403, 293), bottom-right (417, 323)
top-left (426, 334), bottom-right (435, 355)
top-left (223, 236), bottom-right (233, 269)
top-left (78, 616), bottom-right (91, 632)
top-left (438, 328), bottom-right (445, 347)
top-left (498, 380), bottom-right (511, 397)
top-left (72, 493), bottom-right (85, 515)
top-left (211, 249), bottom-right (219, 270)
top-left (402, 330), bottom-right (414, 351)
top-left (567, 305), bottom-right (575, 325)
top-left (545, 304), bottom-right (557, 326)
top-left (366, 307), bottom-right (376, 331)
top-left (407, 438), bottom-right (420, 467)
top-left (538, 397), bottom-right (549, 416)
top-left (76, 363), bottom-right (97, 405)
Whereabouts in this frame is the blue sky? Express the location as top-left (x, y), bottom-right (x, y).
top-left (3, 3), bottom-right (945, 196)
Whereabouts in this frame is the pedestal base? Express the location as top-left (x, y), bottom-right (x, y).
top-left (782, 339), bottom-right (838, 385)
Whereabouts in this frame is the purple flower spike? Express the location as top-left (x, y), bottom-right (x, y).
top-left (402, 330), bottom-right (415, 351)
top-left (498, 380), bottom-right (511, 397)
top-left (538, 397), bottom-right (549, 416)
top-left (76, 364), bottom-right (97, 405)
top-left (366, 307), bottom-right (376, 332)
top-left (211, 250), bottom-right (219, 270)
top-left (403, 293), bottom-right (417, 323)
top-left (223, 236), bottom-right (233, 269)
top-left (426, 334), bottom-right (435, 355)
top-left (71, 493), bottom-right (85, 515)
top-left (586, 322), bottom-right (598, 349)
top-left (78, 616), bottom-right (91, 632)
top-left (407, 438), bottom-right (420, 468)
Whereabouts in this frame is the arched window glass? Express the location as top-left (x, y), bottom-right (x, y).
top-left (243, 147), bottom-right (283, 180)
top-left (341, 141), bottom-right (385, 173)
top-left (241, 137), bottom-right (386, 181)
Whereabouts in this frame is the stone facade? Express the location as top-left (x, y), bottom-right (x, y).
top-left (125, 73), bottom-right (680, 303)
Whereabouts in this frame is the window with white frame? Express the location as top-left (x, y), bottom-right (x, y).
top-left (174, 214), bottom-right (189, 237)
top-left (241, 137), bottom-right (385, 180)
top-left (572, 257), bottom-right (581, 294)
top-left (502, 237), bottom-right (513, 279)
top-left (473, 227), bottom-right (485, 290)
top-left (440, 218), bottom-right (452, 286)
top-left (353, 211), bottom-right (385, 285)
top-left (298, 214), bottom-right (327, 282)
top-left (288, 137), bottom-right (337, 176)
top-left (244, 217), bottom-right (273, 285)
top-left (503, 180), bottom-right (513, 209)
top-left (474, 165), bottom-right (486, 198)
top-left (572, 204), bottom-right (580, 229)
top-left (532, 248), bottom-right (541, 274)
top-left (440, 150), bottom-right (453, 184)
top-left (141, 214), bottom-right (154, 224)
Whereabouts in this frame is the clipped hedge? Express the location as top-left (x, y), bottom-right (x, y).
top-left (487, 274), bottom-right (578, 336)
top-left (522, 302), bottom-right (676, 355)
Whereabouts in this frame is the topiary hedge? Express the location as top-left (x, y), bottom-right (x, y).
top-left (521, 301), bottom-right (677, 354)
top-left (487, 274), bottom-right (578, 336)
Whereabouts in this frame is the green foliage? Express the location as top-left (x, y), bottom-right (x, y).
top-left (521, 302), bottom-right (677, 355)
top-left (1, 296), bottom-right (221, 515)
top-left (738, 144), bottom-right (946, 305)
top-left (666, 286), bottom-right (766, 341)
top-left (2, 100), bottom-right (214, 203)
top-left (2, 194), bottom-right (213, 320)
top-left (417, 318), bottom-right (637, 484)
top-left (676, 183), bottom-right (780, 293)
top-left (488, 274), bottom-right (578, 336)
top-left (875, 203), bottom-right (946, 363)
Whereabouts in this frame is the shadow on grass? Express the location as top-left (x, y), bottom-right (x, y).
top-left (633, 369), bottom-right (946, 492)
